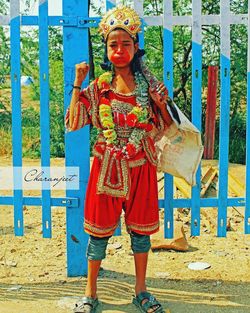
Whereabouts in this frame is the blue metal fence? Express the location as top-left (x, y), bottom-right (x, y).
top-left (0, 0), bottom-right (249, 277)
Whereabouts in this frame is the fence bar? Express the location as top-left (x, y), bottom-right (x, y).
top-left (191, 0), bottom-right (202, 236)
top-left (38, 0), bottom-right (52, 238)
top-left (63, 0), bottom-right (90, 277)
top-left (133, 0), bottom-right (145, 48)
top-left (0, 16), bottom-right (10, 25)
top-left (218, 0), bottom-right (231, 237)
top-left (162, 198), bottom-right (244, 208)
top-left (0, 196), bottom-right (79, 207)
top-left (0, 196), bottom-right (245, 208)
top-left (1, 14), bottom-right (249, 27)
top-left (10, 0), bottom-right (23, 236)
top-left (163, 0), bottom-right (174, 238)
top-left (245, 2), bottom-right (250, 234)
top-left (106, 0), bottom-right (116, 11)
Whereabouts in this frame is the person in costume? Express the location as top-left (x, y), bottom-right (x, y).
top-left (65, 5), bottom-right (173, 313)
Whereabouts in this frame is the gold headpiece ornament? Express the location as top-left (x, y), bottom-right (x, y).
top-left (99, 5), bottom-right (141, 41)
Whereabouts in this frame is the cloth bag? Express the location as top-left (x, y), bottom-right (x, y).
top-left (155, 101), bottom-right (204, 186)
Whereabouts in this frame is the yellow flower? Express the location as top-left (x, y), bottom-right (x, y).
top-left (102, 120), bottom-right (115, 129)
top-left (131, 107), bottom-right (142, 115)
top-left (99, 104), bottom-right (111, 112)
top-left (97, 72), bottom-right (112, 89)
top-left (103, 129), bottom-right (117, 143)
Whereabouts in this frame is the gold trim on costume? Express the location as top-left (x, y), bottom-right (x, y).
top-left (128, 158), bottom-right (147, 168)
top-left (79, 102), bottom-right (89, 128)
top-left (86, 80), bottom-right (102, 129)
top-left (97, 149), bottom-right (130, 198)
top-left (106, 155), bottom-right (122, 188)
top-left (116, 126), bottom-right (133, 139)
top-left (84, 220), bottom-right (118, 235)
top-left (92, 149), bottom-right (103, 160)
top-left (126, 221), bottom-right (160, 233)
top-left (142, 137), bottom-right (158, 166)
top-left (111, 99), bottom-right (134, 114)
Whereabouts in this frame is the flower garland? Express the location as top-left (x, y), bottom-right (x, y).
top-left (98, 71), bottom-right (153, 159)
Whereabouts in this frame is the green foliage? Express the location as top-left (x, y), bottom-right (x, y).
top-left (19, 98), bottom-right (65, 159)
top-left (229, 111), bottom-right (246, 164)
top-left (0, 0), bottom-right (8, 14)
top-left (0, 29), bottom-right (10, 85)
top-left (50, 99), bottom-right (65, 158)
top-left (144, 26), bottom-right (163, 81)
top-left (214, 110), bottom-right (246, 164)
top-left (90, 27), bottom-right (106, 79)
top-left (90, 126), bottom-right (99, 155)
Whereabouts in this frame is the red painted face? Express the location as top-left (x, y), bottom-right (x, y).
top-left (107, 29), bottom-right (138, 68)
top-left (110, 48), bottom-right (131, 65)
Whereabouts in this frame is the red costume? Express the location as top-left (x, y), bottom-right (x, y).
top-left (65, 73), bottom-right (168, 237)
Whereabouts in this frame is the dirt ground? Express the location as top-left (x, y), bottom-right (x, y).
top-left (0, 156), bottom-right (250, 313)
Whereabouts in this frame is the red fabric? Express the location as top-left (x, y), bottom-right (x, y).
top-left (84, 156), bottom-right (159, 237)
top-left (68, 88), bottom-right (160, 237)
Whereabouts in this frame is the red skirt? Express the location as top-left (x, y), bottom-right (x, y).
top-left (84, 156), bottom-right (160, 237)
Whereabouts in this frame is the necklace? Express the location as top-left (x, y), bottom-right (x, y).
top-left (98, 71), bottom-right (153, 159)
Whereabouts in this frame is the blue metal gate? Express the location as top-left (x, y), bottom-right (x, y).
top-left (0, 0), bottom-right (249, 277)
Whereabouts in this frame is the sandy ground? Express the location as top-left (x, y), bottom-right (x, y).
top-left (0, 156), bottom-right (250, 313)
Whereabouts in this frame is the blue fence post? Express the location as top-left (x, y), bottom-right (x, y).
top-left (10, 0), bottom-right (23, 236)
top-left (191, 0), bottom-right (202, 236)
top-left (163, 0), bottom-right (174, 239)
top-left (38, 0), bottom-right (52, 238)
top-left (218, 0), bottom-right (231, 237)
top-left (245, 2), bottom-right (250, 234)
top-left (63, 0), bottom-right (90, 276)
top-left (106, 0), bottom-right (116, 10)
top-left (134, 0), bottom-right (145, 49)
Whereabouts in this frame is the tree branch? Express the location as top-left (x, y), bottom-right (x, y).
top-left (202, 26), bottom-right (220, 41)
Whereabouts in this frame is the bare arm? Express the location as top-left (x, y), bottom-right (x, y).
top-left (158, 103), bottom-right (173, 126)
top-left (68, 62), bottom-right (90, 129)
top-left (149, 83), bottom-right (173, 127)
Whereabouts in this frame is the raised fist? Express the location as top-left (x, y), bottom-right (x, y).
top-left (74, 62), bottom-right (90, 85)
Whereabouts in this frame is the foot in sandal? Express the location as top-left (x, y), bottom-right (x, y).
top-left (132, 291), bottom-right (165, 313)
top-left (73, 296), bottom-right (99, 313)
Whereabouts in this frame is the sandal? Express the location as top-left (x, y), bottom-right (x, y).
top-left (73, 296), bottom-right (99, 313)
top-left (132, 291), bottom-right (164, 313)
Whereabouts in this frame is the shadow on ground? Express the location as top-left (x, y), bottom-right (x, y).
top-left (0, 269), bottom-right (250, 313)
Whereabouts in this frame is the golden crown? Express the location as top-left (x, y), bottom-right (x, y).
top-left (99, 5), bottom-right (141, 41)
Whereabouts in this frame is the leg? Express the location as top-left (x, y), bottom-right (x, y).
top-left (85, 235), bottom-right (111, 298)
top-left (130, 231), bottom-right (151, 295)
top-left (134, 251), bottom-right (148, 295)
top-left (131, 232), bottom-right (163, 313)
top-left (74, 235), bottom-right (110, 313)
top-left (125, 163), bottom-right (163, 312)
top-left (85, 259), bottom-right (102, 299)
